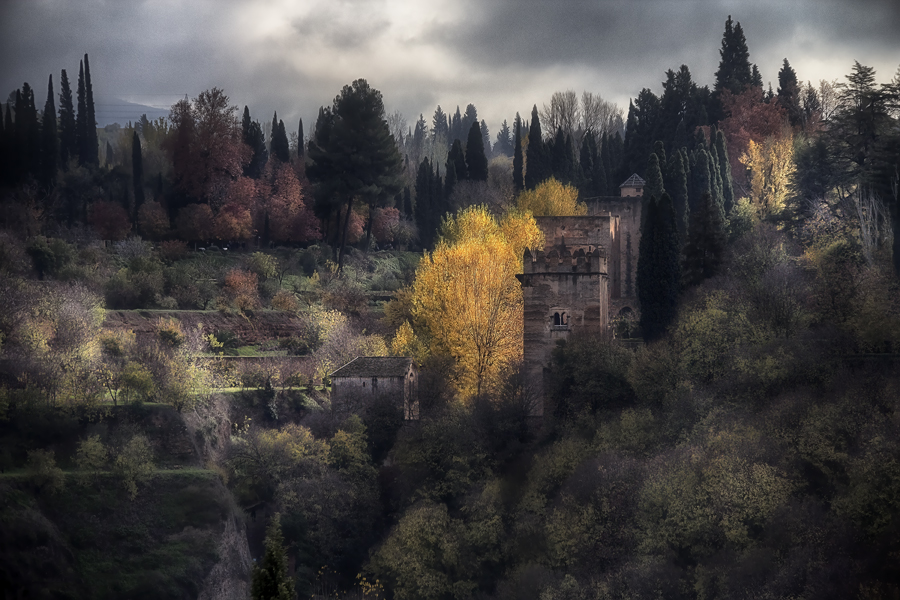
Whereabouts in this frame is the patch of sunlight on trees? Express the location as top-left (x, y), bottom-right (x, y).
top-left (406, 205), bottom-right (543, 398)
top-left (515, 177), bottom-right (587, 217)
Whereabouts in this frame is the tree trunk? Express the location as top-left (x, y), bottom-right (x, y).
top-left (364, 199), bottom-right (375, 253)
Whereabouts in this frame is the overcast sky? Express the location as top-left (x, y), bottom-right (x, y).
top-left (2, 0), bottom-right (898, 140)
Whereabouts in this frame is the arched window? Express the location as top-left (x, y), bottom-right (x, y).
top-left (553, 312), bottom-right (561, 326)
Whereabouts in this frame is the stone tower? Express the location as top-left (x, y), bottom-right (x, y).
top-left (517, 215), bottom-right (618, 417)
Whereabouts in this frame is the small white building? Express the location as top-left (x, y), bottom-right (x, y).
top-left (329, 356), bottom-right (419, 420)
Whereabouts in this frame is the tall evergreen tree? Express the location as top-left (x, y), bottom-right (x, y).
top-left (444, 152), bottom-right (458, 199)
top-left (402, 185), bottom-right (412, 217)
top-left (683, 192), bottom-right (727, 287)
top-left (447, 138), bottom-right (467, 183)
top-left (525, 105), bottom-right (550, 189)
top-left (132, 130), bottom-right (145, 227)
top-left (466, 120), bottom-right (488, 181)
top-left (251, 514), bottom-right (295, 600)
top-left (599, 133), bottom-right (613, 194)
top-left (450, 105), bottom-right (463, 144)
top-left (777, 58), bottom-right (802, 127)
top-left (270, 113), bottom-right (290, 163)
top-left (58, 69), bottom-right (76, 168)
top-left (637, 192), bottom-right (682, 341)
top-left (620, 89), bottom-right (660, 182)
top-left (714, 130), bottom-right (734, 213)
top-left (689, 148), bottom-right (711, 215)
top-left (297, 118), bottom-right (304, 158)
top-left (105, 141), bottom-right (113, 166)
top-left (480, 119), bottom-right (491, 159)
top-left (495, 119), bottom-right (513, 157)
top-left (463, 104), bottom-right (478, 139)
top-left (39, 75), bottom-right (58, 186)
top-left (15, 85), bottom-right (40, 179)
top-left (513, 112), bottom-right (524, 192)
top-left (75, 60), bottom-right (88, 165)
top-left (668, 150), bottom-right (690, 240)
top-left (242, 106), bottom-right (268, 178)
top-left (644, 152), bottom-right (665, 204)
top-left (579, 131), bottom-right (595, 195)
top-left (83, 54), bottom-right (99, 165)
top-left (714, 16), bottom-right (753, 95)
top-left (432, 105), bottom-right (449, 145)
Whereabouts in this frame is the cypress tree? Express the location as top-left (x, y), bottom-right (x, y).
top-left (550, 126), bottom-right (567, 183)
top-left (271, 113), bottom-right (289, 163)
top-left (689, 148), bottom-right (711, 215)
top-left (297, 118), bottom-right (304, 158)
top-left (669, 150), bottom-right (690, 240)
top-left (637, 192), bottom-right (682, 342)
top-left (250, 514), bottom-right (295, 600)
top-left (465, 120), bottom-right (488, 181)
top-left (415, 158), bottom-right (434, 248)
top-left (403, 186), bottom-right (412, 217)
top-left (579, 131), bottom-right (594, 195)
top-left (593, 134), bottom-right (608, 198)
top-left (707, 143), bottom-right (725, 220)
top-left (480, 119), bottom-right (490, 159)
top-left (84, 54), bottom-right (98, 165)
top-left (58, 69), bottom-right (76, 168)
top-left (450, 106), bottom-right (462, 144)
top-left (242, 107), bottom-right (267, 179)
top-left (105, 141), bottom-right (113, 166)
top-left (132, 131), bottom-right (145, 227)
top-left (447, 138), bottom-right (467, 182)
top-left (76, 60), bottom-right (88, 165)
top-left (524, 105), bottom-right (550, 189)
top-left (683, 191), bottom-right (727, 287)
top-left (444, 150), bottom-right (458, 198)
top-left (39, 75), bottom-right (58, 186)
top-left (16, 85), bottom-right (40, 179)
top-left (609, 132), bottom-right (624, 193)
top-left (513, 112), bottom-right (524, 192)
top-left (714, 130), bottom-right (734, 213)
top-left (599, 133), bottom-right (613, 194)
top-left (644, 153), bottom-right (665, 205)
top-left (652, 140), bottom-right (667, 171)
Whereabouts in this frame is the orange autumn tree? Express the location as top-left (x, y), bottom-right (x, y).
top-left (407, 205), bottom-right (542, 398)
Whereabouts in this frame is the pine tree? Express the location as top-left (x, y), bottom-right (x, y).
top-left (432, 105), bottom-right (449, 145)
top-left (525, 105), bottom-right (550, 189)
top-left (714, 16), bottom-right (752, 95)
top-left (58, 69), bottom-right (76, 168)
top-left (450, 105), bottom-right (463, 144)
top-left (637, 192), bottom-right (682, 341)
top-left (132, 131), bottom-right (145, 227)
top-left (83, 54), bottom-right (99, 165)
top-left (466, 120), bottom-right (488, 181)
top-left (683, 192), bottom-right (727, 286)
top-left (777, 58), bottom-right (802, 127)
top-left (480, 119), bottom-right (491, 160)
top-left (495, 119), bottom-right (513, 157)
top-left (251, 514), bottom-right (295, 600)
top-left (714, 130), bottom-right (734, 213)
top-left (644, 153), bottom-right (665, 204)
top-left (513, 112), bottom-right (524, 192)
top-left (39, 75), bottom-right (58, 186)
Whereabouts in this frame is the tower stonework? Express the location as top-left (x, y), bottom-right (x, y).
top-left (518, 215), bottom-right (617, 417)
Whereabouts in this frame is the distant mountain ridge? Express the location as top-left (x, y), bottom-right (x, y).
top-left (93, 95), bottom-right (172, 127)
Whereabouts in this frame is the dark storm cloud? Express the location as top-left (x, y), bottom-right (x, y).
top-left (1, 0), bottom-right (897, 139)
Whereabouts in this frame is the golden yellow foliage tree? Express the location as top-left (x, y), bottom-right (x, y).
top-left (411, 205), bottom-right (543, 398)
top-left (740, 129), bottom-right (795, 217)
top-left (515, 177), bottom-right (587, 217)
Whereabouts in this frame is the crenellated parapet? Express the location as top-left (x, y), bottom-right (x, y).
top-left (522, 246), bottom-right (607, 276)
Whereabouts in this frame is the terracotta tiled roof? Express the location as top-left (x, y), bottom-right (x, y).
top-left (619, 173), bottom-right (645, 187)
top-left (330, 356), bottom-right (415, 378)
